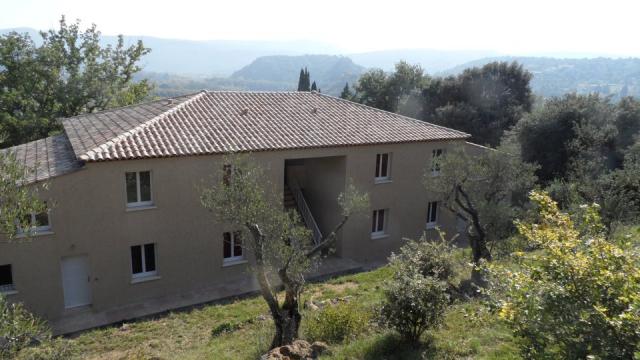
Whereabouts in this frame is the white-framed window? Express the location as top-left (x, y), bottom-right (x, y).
top-left (374, 153), bottom-right (391, 182)
top-left (223, 231), bottom-right (243, 262)
top-left (426, 201), bottom-right (438, 229)
top-left (131, 243), bottom-right (157, 279)
top-left (16, 203), bottom-right (51, 234)
top-left (371, 209), bottom-right (388, 237)
top-left (126, 171), bottom-right (153, 207)
top-left (431, 149), bottom-right (444, 174)
top-left (0, 264), bottom-right (15, 293)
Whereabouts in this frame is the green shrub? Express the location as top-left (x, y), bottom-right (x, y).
top-left (389, 235), bottom-right (456, 281)
top-left (305, 302), bottom-right (370, 343)
top-left (488, 191), bottom-right (640, 359)
top-left (0, 295), bottom-right (51, 358)
top-left (380, 272), bottom-right (449, 344)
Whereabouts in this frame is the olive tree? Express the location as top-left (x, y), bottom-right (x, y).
top-left (424, 144), bottom-right (537, 269)
top-left (200, 155), bottom-right (368, 348)
top-left (0, 152), bottom-right (45, 241)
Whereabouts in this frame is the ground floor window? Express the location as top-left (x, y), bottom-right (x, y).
top-left (371, 209), bottom-right (388, 238)
top-left (223, 231), bottom-right (243, 263)
top-left (0, 264), bottom-right (14, 292)
top-left (131, 243), bottom-right (157, 278)
top-left (426, 201), bottom-right (438, 229)
top-left (17, 202), bottom-right (51, 234)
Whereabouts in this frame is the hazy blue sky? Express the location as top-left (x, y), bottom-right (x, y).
top-left (1, 0), bottom-right (638, 56)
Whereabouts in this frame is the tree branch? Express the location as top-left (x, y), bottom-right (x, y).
top-left (305, 215), bottom-right (349, 258)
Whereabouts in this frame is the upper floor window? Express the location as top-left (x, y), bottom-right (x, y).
top-left (0, 264), bottom-right (15, 293)
top-left (431, 149), bottom-right (444, 174)
top-left (17, 202), bottom-right (50, 234)
top-left (371, 209), bottom-right (388, 238)
top-left (223, 164), bottom-right (233, 186)
top-left (223, 231), bottom-right (244, 263)
top-left (131, 243), bottom-right (157, 279)
top-left (375, 153), bottom-right (391, 182)
top-left (426, 201), bottom-right (439, 229)
top-left (126, 171), bottom-right (152, 207)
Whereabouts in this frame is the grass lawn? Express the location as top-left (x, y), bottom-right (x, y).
top-left (19, 265), bottom-right (519, 359)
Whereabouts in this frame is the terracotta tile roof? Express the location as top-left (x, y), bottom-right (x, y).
top-left (1, 134), bottom-right (83, 183)
top-left (60, 91), bottom-right (469, 162)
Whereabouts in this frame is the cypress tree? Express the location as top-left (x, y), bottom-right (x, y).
top-left (340, 82), bottom-right (353, 100)
top-left (304, 67), bottom-right (311, 91)
top-left (311, 81), bottom-right (317, 91)
top-left (297, 68), bottom-right (306, 91)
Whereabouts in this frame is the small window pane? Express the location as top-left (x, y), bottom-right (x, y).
top-left (144, 243), bottom-right (156, 272)
top-left (380, 154), bottom-right (388, 177)
top-left (0, 265), bottom-right (13, 287)
top-left (377, 209), bottom-right (385, 232)
top-left (233, 232), bottom-right (242, 257)
top-left (223, 232), bottom-right (232, 258)
top-left (131, 245), bottom-right (142, 274)
top-left (139, 171), bottom-right (152, 202)
top-left (34, 211), bottom-right (49, 228)
top-left (126, 172), bottom-right (138, 203)
top-left (371, 211), bottom-right (377, 233)
top-left (375, 154), bottom-right (381, 177)
top-left (223, 165), bottom-right (232, 186)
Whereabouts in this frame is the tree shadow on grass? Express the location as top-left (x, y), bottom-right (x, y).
top-left (356, 333), bottom-right (434, 360)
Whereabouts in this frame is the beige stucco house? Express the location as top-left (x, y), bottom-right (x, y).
top-left (0, 91), bottom-right (476, 334)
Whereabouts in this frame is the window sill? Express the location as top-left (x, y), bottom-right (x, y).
top-left (371, 233), bottom-right (389, 240)
top-left (0, 290), bottom-right (18, 296)
top-left (426, 224), bottom-right (437, 230)
top-left (126, 205), bottom-right (157, 213)
top-left (130, 275), bottom-right (161, 284)
top-left (222, 259), bottom-right (248, 267)
top-left (14, 230), bottom-right (54, 239)
top-left (374, 178), bottom-right (392, 184)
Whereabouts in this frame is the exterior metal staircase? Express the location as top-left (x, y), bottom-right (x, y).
top-left (284, 180), bottom-right (323, 245)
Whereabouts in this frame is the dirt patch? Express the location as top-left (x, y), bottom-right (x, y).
top-left (310, 281), bottom-right (359, 299)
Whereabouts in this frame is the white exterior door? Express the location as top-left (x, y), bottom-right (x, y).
top-left (61, 255), bottom-right (92, 309)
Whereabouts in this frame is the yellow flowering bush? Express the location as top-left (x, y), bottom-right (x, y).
top-left (487, 191), bottom-right (640, 359)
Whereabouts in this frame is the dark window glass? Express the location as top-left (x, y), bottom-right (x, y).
top-left (139, 171), bottom-right (151, 202)
top-left (380, 154), bottom-right (388, 177)
top-left (371, 211), bottom-right (377, 232)
top-left (377, 209), bottom-right (385, 232)
top-left (34, 211), bottom-right (49, 228)
top-left (223, 232), bottom-right (232, 258)
top-left (144, 243), bottom-right (156, 272)
top-left (432, 149), bottom-right (443, 172)
top-left (0, 265), bottom-right (13, 287)
top-left (375, 154), bottom-right (381, 177)
top-left (428, 202), bottom-right (438, 223)
top-left (233, 232), bottom-right (242, 257)
top-left (131, 245), bottom-right (142, 274)
top-left (223, 165), bottom-right (232, 186)
top-left (126, 172), bottom-right (138, 203)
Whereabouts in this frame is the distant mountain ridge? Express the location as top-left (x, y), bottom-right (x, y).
top-left (231, 55), bottom-right (365, 94)
top-left (443, 56), bottom-right (640, 99)
top-left (4, 27), bottom-right (640, 99)
top-left (0, 27), bottom-right (343, 76)
top-left (349, 49), bottom-right (500, 73)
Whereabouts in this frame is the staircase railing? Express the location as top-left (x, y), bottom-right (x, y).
top-left (289, 179), bottom-right (323, 245)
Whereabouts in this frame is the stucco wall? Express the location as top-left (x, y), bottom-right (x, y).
top-left (0, 139), bottom-right (467, 327)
